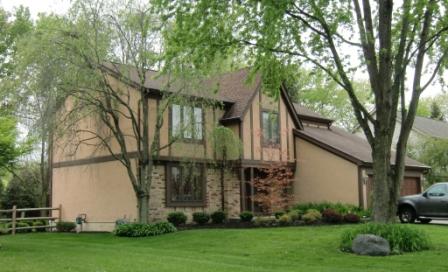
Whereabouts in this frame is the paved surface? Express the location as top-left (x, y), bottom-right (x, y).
top-left (431, 220), bottom-right (448, 225)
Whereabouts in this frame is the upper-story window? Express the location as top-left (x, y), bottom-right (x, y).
top-left (171, 104), bottom-right (203, 141)
top-left (262, 111), bottom-right (279, 146)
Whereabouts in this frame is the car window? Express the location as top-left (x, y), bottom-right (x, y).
top-left (426, 184), bottom-right (447, 197)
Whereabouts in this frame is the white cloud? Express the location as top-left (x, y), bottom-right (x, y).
top-left (1, 0), bottom-right (70, 18)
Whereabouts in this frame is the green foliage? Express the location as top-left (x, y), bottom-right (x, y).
top-left (292, 202), bottom-right (366, 216)
top-left (192, 212), bottom-right (210, 225)
top-left (274, 211), bottom-right (285, 219)
top-left (416, 94), bottom-right (448, 121)
top-left (253, 216), bottom-right (277, 227)
top-left (114, 222), bottom-right (177, 237)
top-left (239, 211), bottom-right (254, 222)
top-left (287, 69), bottom-right (373, 131)
top-left (31, 220), bottom-right (47, 232)
top-left (210, 211), bottom-right (226, 224)
top-left (1, 164), bottom-right (41, 209)
top-left (210, 126), bottom-right (242, 161)
top-left (409, 138), bottom-right (448, 186)
top-left (286, 210), bottom-right (301, 221)
top-left (56, 221), bottom-right (76, 233)
top-left (302, 209), bottom-right (322, 224)
top-left (5, 221), bottom-right (31, 233)
top-left (278, 214), bottom-right (291, 225)
top-left (167, 212), bottom-right (187, 226)
top-left (340, 224), bottom-right (431, 254)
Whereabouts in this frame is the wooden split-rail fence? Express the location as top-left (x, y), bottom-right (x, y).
top-left (0, 205), bottom-right (62, 235)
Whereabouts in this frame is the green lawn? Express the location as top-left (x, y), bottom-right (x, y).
top-left (0, 225), bottom-right (447, 272)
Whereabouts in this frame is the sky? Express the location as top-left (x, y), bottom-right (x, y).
top-left (1, 0), bottom-right (445, 99)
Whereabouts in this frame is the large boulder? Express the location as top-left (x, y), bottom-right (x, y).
top-left (352, 234), bottom-right (390, 256)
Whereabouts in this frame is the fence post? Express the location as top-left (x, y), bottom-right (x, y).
top-left (12, 205), bottom-right (17, 235)
top-left (58, 204), bottom-right (62, 223)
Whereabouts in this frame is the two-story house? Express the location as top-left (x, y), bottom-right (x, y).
top-left (51, 64), bottom-right (429, 231)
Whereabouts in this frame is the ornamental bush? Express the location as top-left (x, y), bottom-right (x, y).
top-left (302, 209), bottom-right (322, 224)
top-left (211, 211), bottom-right (227, 224)
top-left (274, 211), bottom-right (285, 219)
top-left (239, 211), bottom-right (254, 222)
top-left (340, 223), bottom-right (431, 254)
top-left (56, 221), bottom-right (76, 232)
top-left (287, 210), bottom-right (301, 221)
top-left (167, 212), bottom-right (187, 226)
top-left (114, 222), bottom-right (177, 237)
top-left (253, 216), bottom-right (277, 227)
top-left (192, 212), bottom-right (210, 225)
top-left (278, 214), bottom-right (291, 225)
top-left (343, 213), bottom-right (361, 223)
top-left (322, 209), bottom-right (343, 224)
top-left (5, 222), bottom-right (31, 233)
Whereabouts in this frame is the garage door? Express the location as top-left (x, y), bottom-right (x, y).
top-left (366, 176), bottom-right (421, 207)
top-left (400, 177), bottom-right (421, 196)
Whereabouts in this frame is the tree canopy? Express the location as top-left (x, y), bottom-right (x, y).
top-left (155, 0), bottom-right (448, 222)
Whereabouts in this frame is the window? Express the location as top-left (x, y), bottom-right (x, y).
top-left (261, 111), bottom-right (279, 145)
top-left (167, 163), bottom-right (205, 206)
top-left (426, 184), bottom-right (447, 197)
top-left (170, 104), bottom-right (203, 141)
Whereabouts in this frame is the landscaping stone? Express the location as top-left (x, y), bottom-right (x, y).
top-left (352, 234), bottom-right (390, 256)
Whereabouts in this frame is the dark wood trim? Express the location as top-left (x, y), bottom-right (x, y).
top-left (357, 167), bottom-right (364, 209)
top-left (250, 102), bottom-right (254, 160)
top-left (240, 167), bottom-right (246, 212)
top-left (278, 99), bottom-right (282, 161)
top-left (298, 115), bottom-right (333, 127)
top-left (280, 84), bottom-right (303, 130)
top-left (286, 111), bottom-right (290, 161)
top-left (250, 167), bottom-right (255, 212)
top-left (239, 159), bottom-right (296, 169)
top-left (259, 90), bottom-right (263, 162)
top-left (165, 162), bottom-right (206, 208)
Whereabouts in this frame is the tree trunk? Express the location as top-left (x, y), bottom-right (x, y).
top-left (371, 134), bottom-right (396, 223)
top-left (137, 193), bottom-right (150, 224)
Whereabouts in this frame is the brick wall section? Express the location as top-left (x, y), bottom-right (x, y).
top-left (148, 165), bottom-right (241, 222)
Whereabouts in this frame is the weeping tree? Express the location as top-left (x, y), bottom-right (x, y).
top-left (210, 126), bottom-right (242, 211)
top-left (155, 0), bottom-right (448, 222)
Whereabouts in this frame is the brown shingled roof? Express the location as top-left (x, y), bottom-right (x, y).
top-left (405, 116), bottom-right (448, 139)
top-left (294, 125), bottom-right (429, 170)
top-left (102, 63), bottom-right (301, 127)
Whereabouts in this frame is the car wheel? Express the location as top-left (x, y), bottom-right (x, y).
top-left (419, 218), bottom-right (432, 224)
top-left (399, 207), bottom-right (416, 223)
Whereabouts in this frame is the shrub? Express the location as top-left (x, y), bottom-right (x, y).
top-left (114, 222), bottom-right (177, 237)
top-left (287, 210), bottom-right (301, 221)
top-left (340, 223), bottom-right (431, 254)
top-left (5, 222), bottom-right (31, 233)
top-left (293, 202), bottom-right (365, 215)
top-left (274, 211), bottom-right (285, 219)
top-left (254, 216), bottom-right (277, 227)
top-left (278, 214), bottom-right (291, 225)
top-left (343, 213), bottom-right (361, 224)
top-left (32, 220), bottom-right (47, 232)
top-left (239, 211), bottom-right (254, 222)
top-left (167, 212), bottom-right (187, 226)
top-left (322, 209), bottom-right (343, 224)
top-left (211, 211), bottom-right (226, 224)
top-left (302, 209), bottom-right (322, 224)
top-left (192, 212), bottom-right (210, 225)
top-left (56, 221), bottom-right (76, 232)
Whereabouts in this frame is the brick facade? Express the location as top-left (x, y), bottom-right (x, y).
top-left (148, 165), bottom-right (241, 222)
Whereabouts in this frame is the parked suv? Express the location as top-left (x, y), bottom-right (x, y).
top-left (398, 182), bottom-right (448, 223)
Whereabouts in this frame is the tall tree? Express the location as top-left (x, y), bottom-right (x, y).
top-left (287, 68), bottom-right (373, 131)
top-left (155, 0), bottom-right (448, 222)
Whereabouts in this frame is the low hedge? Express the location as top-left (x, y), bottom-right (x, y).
top-left (192, 212), bottom-right (210, 225)
top-left (239, 211), bottom-right (254, 222)
top-left (167, 212), bottom-right (187, 226)
top-left (293, 202), bottom-right (369, 217)
top-left (211, 211), bottom-right (226, 224)
top-left (115, 222), bottom-right (177, 237)
top-left (340, 223), bottom-right (431, 254)
top-left (56, 221), bottom-right (76, 232)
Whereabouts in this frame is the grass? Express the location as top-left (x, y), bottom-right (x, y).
top-left (0, 225), bottom-right (447, 272)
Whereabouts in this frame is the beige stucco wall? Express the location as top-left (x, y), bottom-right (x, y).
top-left (52, 160), bottom-right (241, 231)
top-left (293, 138), bottom-right (360, 205)
top-left (240, 89), bottom-right (296, 162)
